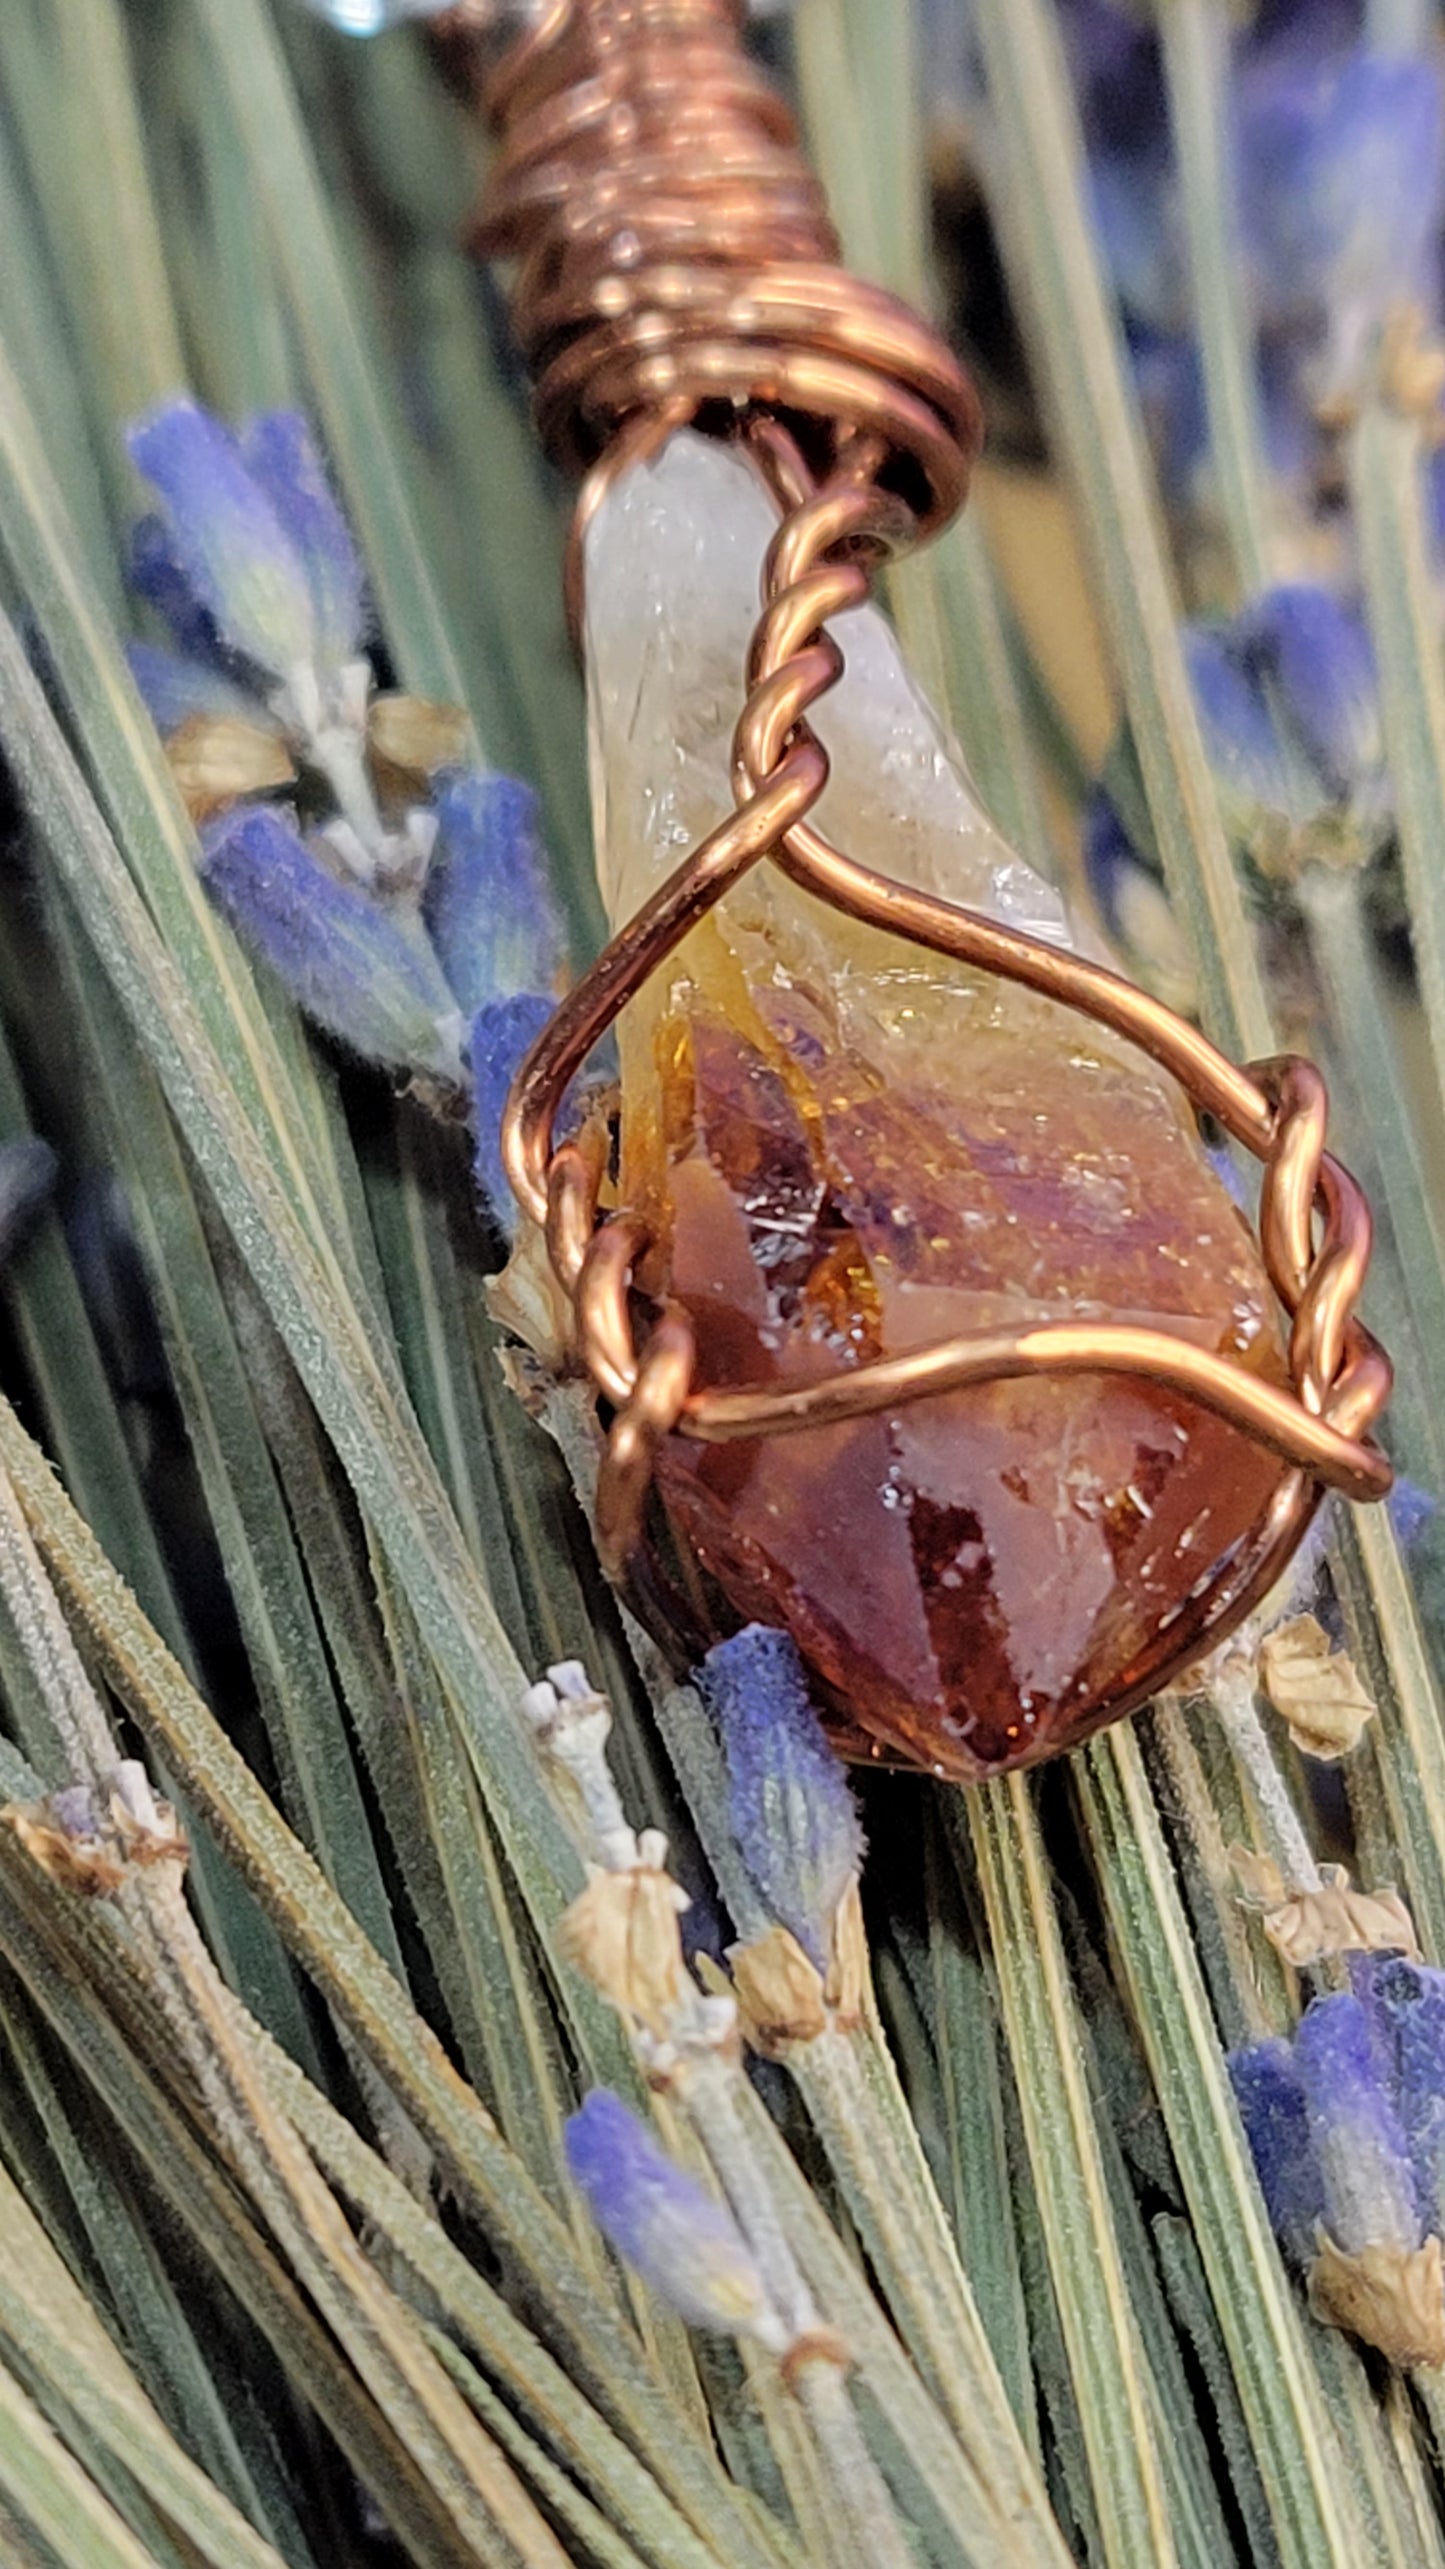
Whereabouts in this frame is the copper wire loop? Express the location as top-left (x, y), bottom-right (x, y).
top-left (476, 0), bottom-right (1391, 1701)
top-left (471, 0), bottom-right (981, 532)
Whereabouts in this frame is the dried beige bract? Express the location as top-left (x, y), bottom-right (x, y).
top-left (0, 1801), bottom-right (127, 1897)
top-left (367, 692), bottom-right (472, 793)
top-left (1310, 2232), bottom-right (1445, 2369)
top-left (558, 1861), bottom-right (690, 2039)
top-left (0, 1785), bottom-right (186, 1895)
top-left (1231, 1846), bottom-right (1419, 1965)
top-left (164, 713), bottom-right (295, 821)
top-left (1259, 1613), bottom-right (1376, 1760)
top-left (729, 1881), bottom-right (868, 2055)
top-left (730, 1927), bottom-right (830, 2054)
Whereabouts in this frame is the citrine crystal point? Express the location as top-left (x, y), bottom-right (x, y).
top-left (584, 434), bottom-right (1292, 1779)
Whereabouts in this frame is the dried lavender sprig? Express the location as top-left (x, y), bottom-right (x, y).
top-left (527, 1383), bottom-right (1072, 2563)
top-left (699, 1625), bottom-right (865, 1979)
top-left (1230, 1954), bottom-right (1445, 2369)
top-left (1208, 1650), bottom-right (1322, 1898)
top-left (123, 393), bottom-right (611, 1241)
top-left (527, 1658), bottom-right (833, 2342)
top-left (531, 1656), bottom-right (975, 2569)
top-left (0, 1449), bottom-right (571, 2564)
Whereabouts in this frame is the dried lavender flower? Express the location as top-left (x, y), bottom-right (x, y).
top-left (425, 773), bottom-right (569, 1014)
top-left (1230, 1950), bottom-right (1445, 2363)
top-left (1097, 578), bottom-right (1393, 925)
top-left (129, 400), bottom-right (323, 681)
top-left (1238, 587), bottom-right (1385, 809)
top-left (564, 2089), bottom-right (785, 2347)
top-left (1295, 1991), bottom-right (1421, 2259)
top-left (1229, 2035), bottom-right (1326, 2270)
top-left (468, 995), bottom-right (614, 1236)
top-left (1239, 36), bottom-right (1445, 404)
top-left (238, 411), bottom-right (365, 672)
top-left (126, 641), bottom-right (272, 736)
top-left (1371, 1958), bottom-right (1445, 2237)
top-left (700, 1625), bottom-right (863, 1972)
top-left (202, 803), bottom-right (463, 1082)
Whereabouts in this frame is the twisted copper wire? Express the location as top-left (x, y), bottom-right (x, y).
top-left (470, 0), bottom-right (1391, 1712)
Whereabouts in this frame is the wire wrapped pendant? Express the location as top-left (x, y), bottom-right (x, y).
top-left (457, 0), bottom-right (1392, 1778)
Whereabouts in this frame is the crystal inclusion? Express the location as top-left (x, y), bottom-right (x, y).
top-left (584, 436), bottom-right (1289, 1779)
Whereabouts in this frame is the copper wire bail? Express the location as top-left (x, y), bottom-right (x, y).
top-left (471, 0), bottom-right (1392, 1708)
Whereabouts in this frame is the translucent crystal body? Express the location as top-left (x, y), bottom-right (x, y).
top-left (585, 435), bottom-right (1289, 1777)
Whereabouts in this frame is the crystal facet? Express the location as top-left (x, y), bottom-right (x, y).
top-left (585, 435), bottom-right (1290, 1778)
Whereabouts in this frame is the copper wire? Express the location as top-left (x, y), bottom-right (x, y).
top-left (469, 0), bottom-right (981, 526)
top-left (468, 0), bottom-right (1391, 1723)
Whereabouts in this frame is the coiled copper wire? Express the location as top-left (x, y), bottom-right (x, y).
top-left (460, 0), bottom-right (1391, 1723)
top-left (467, 1), bottom-right (980, 526)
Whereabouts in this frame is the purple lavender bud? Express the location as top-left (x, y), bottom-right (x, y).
top-left (0, 1138), bottom-right (56, 1267)
top-left (1387, 1478), bottom-right (1438, 1553)
top-left (469, 993), bottom-right (552, 1231)
top-left (1229, 2036), bottom-right (1326, 2267)
top-left (1240, 47), bottom-right (1445, 376)
top-left (1237, 587), bottom-right (1385, 818)
top-left (564, 2091), bottom-right (777, 2338)
top-left (240, 413), bottom-right (365, 671)
top-left (1082, 788), bottom-right (1196, 1004)
top-left (1183, 627), bottom-right (1306, 853)
top-left (468, 994), bottom-right (613, 1234)
top-left (425, 773), bottom-right (569, 1015)
top-left (1129, 330), bottom-right (1209, 510)
top-left (1082, 791), bottom-right (1145, 947)
top-left (1367, 1957), bottom-right (1445, 2234)
top-left (1058, 1), bottom-right (1165, 155)
top-left (699, 1624), bottom-right (863, 1970)
top-left (1050, 10), bottom-right (1182, 373)
top-left (129, 514), bottom-right (238, 675)
top-left (1294, 1992), bottom-right (1421, 2256)
top-left (126, 643), bottom-right (271, 736)
top-left (128, 400), bottom-right (317, 679)
top-left (201, 804), bottom-right (462, 1082)
top-left (1089, 153), bottom-right (1181, 340)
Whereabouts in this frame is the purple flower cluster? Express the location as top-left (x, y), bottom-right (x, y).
top-left (1058, 0), bottom-right (1445, 498)
top-left (1087, 579), bottom-right (1389, 969)
top-left (700, 1624), bottom-right (863, 1966)
top-left (565, 2089), bottom-right (780, 2342)
top-left (126, 399), bottom-right (594, 1235)
top-left (968, 8), bottom-right (1445, 1026)
top-left (1231, 1954), bottom-right (1445, 2273)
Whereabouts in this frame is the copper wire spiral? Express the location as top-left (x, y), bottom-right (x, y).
top-left (462, 0), bottom-right (1392, 1713)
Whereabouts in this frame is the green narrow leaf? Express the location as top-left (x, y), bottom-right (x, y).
top-left (963, 1779), bottom-right (1177, 2569)
top-left (0, 581), bottom-right (649, 2105)
top-left (1077, 1725), bottom-right (1397, 2568)
top-left (0, 1399), bottom-right (798, 2569)
top-left (792, 0), bottom-right (1055, 867)
top-left (1157, 0), bottom-right (1273, 595)
top-left (0, 1965), bottom-right (317, 2563)
top-left (0, 2159), bottom-right (289, 2569)
top-left (43, 893), bottom-right (405, 1995)
top-left (1348, 401), bottom-right (1445, 1120)
top-left (969, 0), bottom-right (1271, 1055)
top-left (969, 0), bottom-right (1445, 1995)
top-left (190, 0), bottom-right (475, 721)
top-left (0, 2357), bottom-right (167, 2569)
top-left (919, 1819), bottom-right (1039, 2453)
